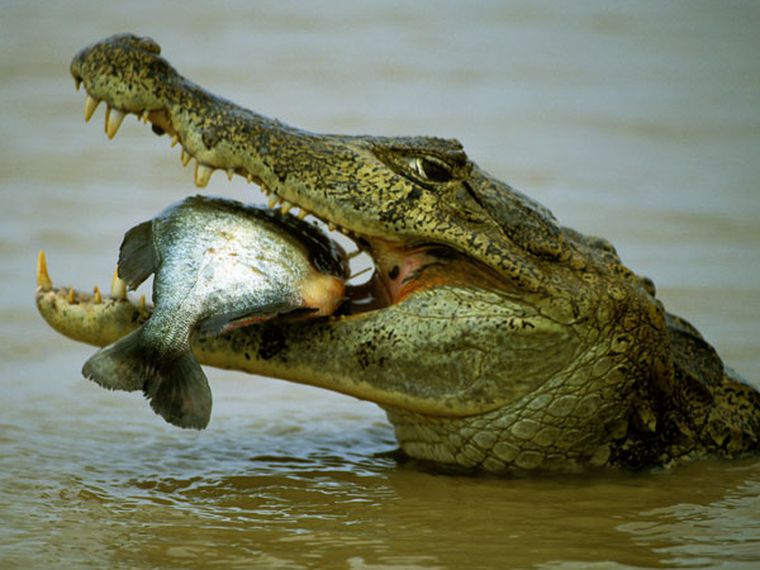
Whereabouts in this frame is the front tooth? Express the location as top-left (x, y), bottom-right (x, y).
top-left (36, 250), bottom-right (52, 291)
top-left (111, 269), bottom-right (127, 300)
top-left (181, 148), bottom-right (192, 166)
top-left (93, 286), bottom-right (102, 304)
top-left (194, 162), bottom-right (214, 187)
top-left (226, 168), bottom-right (234, 181)
top-left (84, 95), bottom-right (100, 122)
top-left (105, 107), bottom-right (126, 139)
top-left (297, 209), bottom-right (308, 220)
top-left (267, 195), bottom-right (281, 209)
top-left (280, 201), bottom-right (293, 215)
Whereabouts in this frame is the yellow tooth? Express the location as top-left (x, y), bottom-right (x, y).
top-left (280, 201), bottom-right (293, 215)
top-left (170, 134), bottom-right (179, 147)
top-left (74, 78), bottom-right (82, 91)
top-left (181, 148), bottom-right (192, 166)
top-left (105, 107), bottom-right (126, 139)
top-left (67, 288), bottom-right (76, 304)
top-left (226, 168), bottom-right (234, 181)
top-left (194, 162), bottom-right (214, 187)
top-left (267, 196), bottom-right (281, 209)
top-left (36, 250), bottom-right (52, 291)
top-left (84, 95), bottom-right (100, 122)
top-left (328, 222), bottom-right (337, 232)
top-left (142, 110), bottom-right (150, 123)
top-left (297, 209), bottom-right (308, 220)
top-left (138, 294), bottom-right (146, 312)
top-left (111, 268), bottom-right (127, 300)
top-left (246, 173), bottom-right (253, 183)
top-left (93, 286), bottom-right (102, 304)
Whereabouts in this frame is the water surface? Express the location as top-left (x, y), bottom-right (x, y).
top-left (2, 1), bottom-right (759, 568)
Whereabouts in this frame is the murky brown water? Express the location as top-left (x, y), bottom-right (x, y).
top-left (2, 1), bottom-right (760, 568)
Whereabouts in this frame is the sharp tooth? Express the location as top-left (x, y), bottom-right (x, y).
top-left (246, 174), bottom-right (253, 184)
top-left (181, 148), bottom-right (192, 166)
top-left (170, 134), bottom-right (179, 147)
top-left (328, 222), bottom-right (337, 232)
top-left (142, 110), bottom-right (150, 123)
top-left (267, 195), bottom-right (281, 209)
top-left (297, 209), bottom-right (308, 220)
top-left (67, 288), bottom-right (76, 304)
top-left (74, 78), bottom-right (82, 91)
top-left (36, 250), bottom-right (52, 291)
top-left (138, 295), bottom-right (147, 312)
top-left (93, 286), bottom-right (102, 304)
top-left (111, 268), bottom-right (127, 300)
top-left (105, 107), bottom-right (126, 139)
top-left (226, 168), bottom-right (234, 181)
top-left (194, 162), bottom-right (214, 187)
top-left (280, 201), bottom-right (293, 215)
top-left (84, 95), bottom-right (100, 122)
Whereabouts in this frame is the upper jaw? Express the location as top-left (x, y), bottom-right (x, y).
top-left (70, 34), bottom-right (480, 311)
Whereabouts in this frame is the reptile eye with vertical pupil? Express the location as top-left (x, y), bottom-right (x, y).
top-left (409, 156), bottom-right (453, 183)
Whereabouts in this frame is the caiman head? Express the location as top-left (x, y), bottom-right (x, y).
top-left (36, 34), bottom-right (758, 472)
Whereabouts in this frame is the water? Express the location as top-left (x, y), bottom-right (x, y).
top-left (2, 1), bottom-right (760, 567)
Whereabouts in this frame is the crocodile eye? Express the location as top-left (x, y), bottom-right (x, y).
top-left (408, 156), bottom-right (453, 183)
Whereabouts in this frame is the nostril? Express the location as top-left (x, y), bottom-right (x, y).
top-left (138, 36), bottom-right (161, 55)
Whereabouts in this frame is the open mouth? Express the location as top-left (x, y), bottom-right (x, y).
top-left (70, 78), bottom-right (442, 318)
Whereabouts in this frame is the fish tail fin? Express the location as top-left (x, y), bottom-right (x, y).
top-left (83, 332), bottom-right (211, 430)
top-left (82, 329), bottom-right (153, 392)
top-left (143, 352), bottom-right (212, 430)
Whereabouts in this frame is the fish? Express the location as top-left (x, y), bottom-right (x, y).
top-left (82, 195), bottom-right (348, 429)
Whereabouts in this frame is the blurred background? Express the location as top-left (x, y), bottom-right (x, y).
top-left (2, 1), bottom-right (759, 568)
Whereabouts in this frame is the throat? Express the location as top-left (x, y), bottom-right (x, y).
top-left (343, 240), bottom-right (505, 315)
top-left (372, 242), bottom-right (448, 305)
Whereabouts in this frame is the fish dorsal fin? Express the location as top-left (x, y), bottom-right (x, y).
top-left (118, 220), bottom-right (159, 289)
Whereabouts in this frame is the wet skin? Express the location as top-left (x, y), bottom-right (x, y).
top-left (36, 34), bottom-right (760, 472)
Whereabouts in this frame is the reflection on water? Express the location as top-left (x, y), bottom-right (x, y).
top-left (2, 0), bottom-right (759, 568)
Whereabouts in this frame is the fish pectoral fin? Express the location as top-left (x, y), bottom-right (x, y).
top-left (198, 301), bottom-right (300, 336)
top-left (143, 352), bottom-right (211, 430)
top-left (118, 220), bottom-right (159, 289)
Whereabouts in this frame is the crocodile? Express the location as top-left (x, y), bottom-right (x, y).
top-left (35, 34), bottom-right (760, 473)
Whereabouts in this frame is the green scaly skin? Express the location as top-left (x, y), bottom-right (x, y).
top-left (36, 34), bottom-right (760, 472)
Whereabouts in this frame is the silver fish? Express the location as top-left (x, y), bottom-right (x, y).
top-left (82, 195), bottom-right (347, 429)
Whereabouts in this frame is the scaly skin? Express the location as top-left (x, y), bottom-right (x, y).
top-left (36, 34), bottom-right (760, 472)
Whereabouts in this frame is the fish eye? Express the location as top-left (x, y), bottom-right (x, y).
top-left (408, 156), bottom-right (453, 183)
